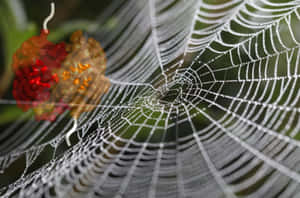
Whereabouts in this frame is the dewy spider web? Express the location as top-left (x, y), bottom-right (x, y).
top-left (1, 0), bottom-right (300, 197)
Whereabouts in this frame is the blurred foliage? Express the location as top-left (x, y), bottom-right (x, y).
top-left (0, 106), bottom-right (24, 125)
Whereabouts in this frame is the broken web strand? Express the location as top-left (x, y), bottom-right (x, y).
top-left (65, 117), bottom-right (78, 146)
top-left (42, 2), bottom-right (55, 34)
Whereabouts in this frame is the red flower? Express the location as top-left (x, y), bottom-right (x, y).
top-left (13, 60), bottom-right (58, 112)
top-left (40, 42), bottom-right (68, 69)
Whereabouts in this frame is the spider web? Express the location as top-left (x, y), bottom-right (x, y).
top-left (1, 0), bottom-right (300, 197)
